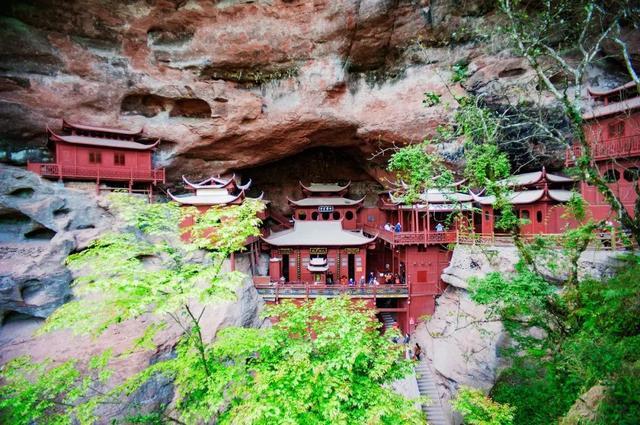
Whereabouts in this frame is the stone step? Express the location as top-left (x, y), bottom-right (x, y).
top-left (414, 359), bottom-right (450, 425)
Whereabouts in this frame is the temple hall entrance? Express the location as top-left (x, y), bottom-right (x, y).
top-left (348, 253), bottom-right (355, 281)
top-left (281, 254), bottom-right (289, 281)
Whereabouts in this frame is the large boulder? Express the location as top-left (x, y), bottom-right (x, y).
top-left (0, 164), bottom-right (112, 334)
top-left (423, 243), bottom-right (629, 424)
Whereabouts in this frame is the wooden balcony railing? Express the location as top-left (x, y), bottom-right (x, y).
top-left (254, 283), bottom-right (409, 301)
top-left (364, 225), bottom-right (457, 246)
top-left (27, 162), bottom-right (165, 184)
top-left (566, 134), bottom-right (640, 164)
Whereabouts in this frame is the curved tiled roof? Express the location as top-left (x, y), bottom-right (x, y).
top-left (62, 119), bottom-right (143, 136)
top-left (548, 189), bottom-right (574, 202)
top-left (48, 128), bottom-right (158, 150)
top-left (300, 181), bottom-right (351, 193)
top-left (388, 189), bottom-right (472, 204)
top-left (582, 96), bottom-right (640, 120)
top-left (263, 220), bottom-right (376, 246)
top-left (587, 81), bottom-right (637, 98)
top-left (182, 174), bottom-right (236, 189)
top-left (471, 189), bottom-right (546, 205)
top-left (167, 189), bottom-right (245, 206)
top-left (288, 196), bottom-right (365, 207)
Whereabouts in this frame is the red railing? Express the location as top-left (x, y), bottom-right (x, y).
top-left (364, 225), bottom-right (457, 246)
top-left (27, 162), bottom-right (165, 184)
top-left (254, 283), bottom-right (409, 301)
top-left (457, 232), bottom-right (631, 250)
top-left (566, 134), bottom-right (640, 164)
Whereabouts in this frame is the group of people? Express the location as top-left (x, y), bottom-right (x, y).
top-left (325, 273), bottom-right (403, 286)
top-left (389, 322), bottom-right (422, 361)
top-left (383, 222), bottom-right (447, 232)
top-left (383, 222), bottom-right (402, 233)
top-left (367, 271), bottom-right (402, 285)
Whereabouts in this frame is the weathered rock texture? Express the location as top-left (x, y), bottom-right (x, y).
top-left (0, 164), bottom-right (112, 339)
top-left (0, 162), bottom-right (265, 420)
top-left (0, 0), bottom-right (502, 182)
top-left (415, 244), bottom-right (627, 424)
top-left (0, 237), bottom-right (264, 420)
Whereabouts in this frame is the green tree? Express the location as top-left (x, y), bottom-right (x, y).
top-left (0, 193), bottom-right (265, 424)
top-left (169, 297), bottom-right (425, 424)
top-left (453, 386), bottom-right (515, 425)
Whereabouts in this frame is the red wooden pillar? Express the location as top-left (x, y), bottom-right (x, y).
top-left (230, 252), bottom-right (236, 271)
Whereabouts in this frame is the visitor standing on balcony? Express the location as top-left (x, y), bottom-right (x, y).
top-left (359, 275), bottom-right (366, 285)
top-left (384, 222), bottom-right (392, 231)
top-left (394, 222), bottom-right (402, 232)
top-left (435, 222), bottom-right (444, 232)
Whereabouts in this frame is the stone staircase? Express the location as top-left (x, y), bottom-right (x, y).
top-left (380, 312), bottom-right (396, 330)
top-left (415, 360), bottom-right (449, 425)
top-left (380, 312), bottom-right (449, 424)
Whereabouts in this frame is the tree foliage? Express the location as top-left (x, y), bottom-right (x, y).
top-left (0, 194), bottom-right (265, 424)
top-left (0, 195), bottom-right (425, 424)
top-left (169, 297), bottom-right (425, 425)
top-left (471, 254), bottom-right (640, 424)
top-left (452, 386), bottom-right (515, 425)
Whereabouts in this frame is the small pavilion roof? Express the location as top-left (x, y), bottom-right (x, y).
top-left (48, 128), bottom-right (158, 150)
top-left (168, 189), bottom-right (245, 206)
top-left (287, 196), bottom-right (365, 207)
top-left (587, 81), bottom-right (637, 98)
top-left (582, 96), bottom-right (640, 120)
top-left (471, 189), bottom-right (545, 206)
top-left (388, 188), bottom-right (473, 205)
top-left (471, 183), bottom-right (575, 205)
top-left (62, 119), bottom-right (142, 136)
top-left (419, 189), bottom-right (473, 203)
top-left (262, 220), bottom-right (376, 247)
top-left (300, 181), bottom-right (351, 193)
top-left (168, 188), bottom-right (263, 206)
top-left (500, 170), bottom-right (573, 187)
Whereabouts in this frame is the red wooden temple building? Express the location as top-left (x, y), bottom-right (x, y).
top-left (168, 174), bottom-right (256, 208)
top-left (359, 185), bottom-right (476, 331)
top-left (27, 120), bottom-right (165, 196)
top-left (170, 174), bottom-right (264, 271)
top-left (470, 169), bottom-right (576, 234)
top-left (261, 182), bottom-right (376, 284)
top-left (568, 81), bottom-right (640, 221)
top-left (255, 183), bottom-right (409, 320)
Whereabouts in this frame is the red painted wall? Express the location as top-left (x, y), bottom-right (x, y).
top-left (580, 159), bottom-right (640, 221)
top-left (270, 247), bottom-right (367, 283)
top-left (293, 206), bottom-right (359, 230)
top-left (56, 142), bottom-right (152, 171)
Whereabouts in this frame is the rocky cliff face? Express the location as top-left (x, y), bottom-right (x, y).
top-left (0, 164), bottom-right (113, 341)
top-left (0, 0), bottom-right (509, 183)
top-left (0, 168), bottom-right (265, 418)
top-left (415, 244), bottom-right (626, 424)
